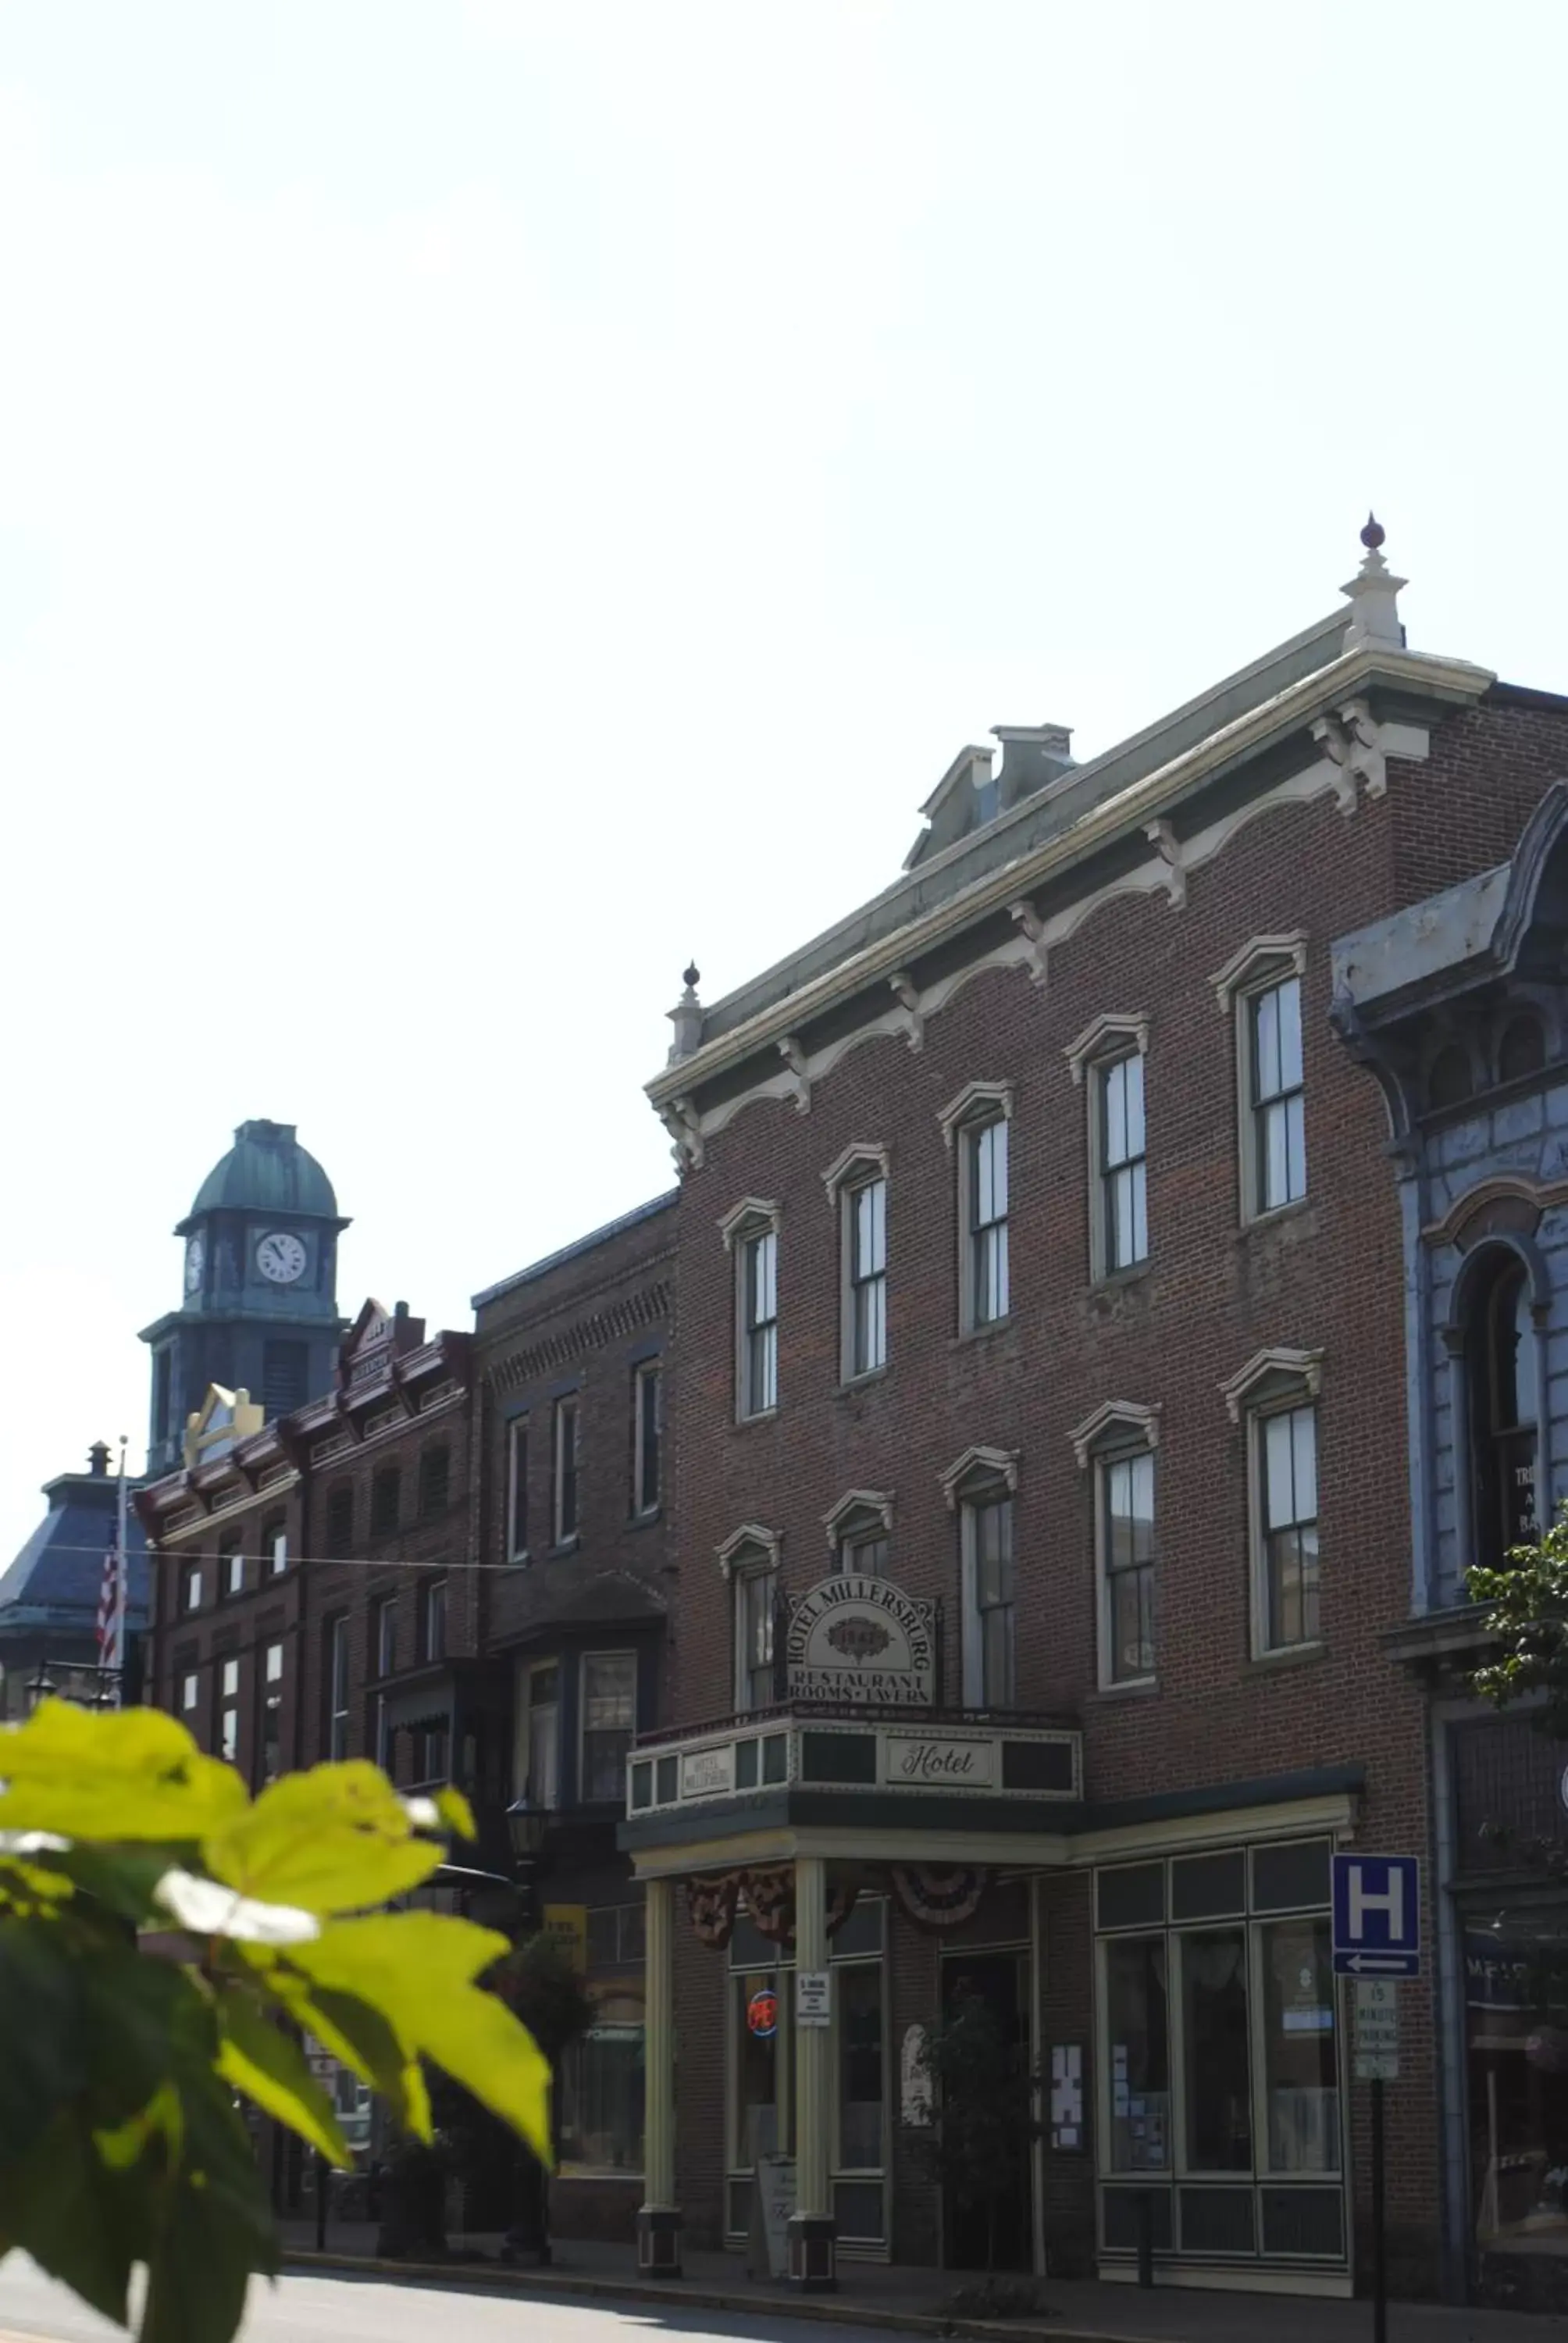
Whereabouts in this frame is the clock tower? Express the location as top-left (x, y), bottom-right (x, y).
top-left (141, 1119), bottom-right (348, 1475)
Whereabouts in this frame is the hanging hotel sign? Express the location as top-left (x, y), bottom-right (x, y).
top-left (786, 1574), bottom-right (935, 1706)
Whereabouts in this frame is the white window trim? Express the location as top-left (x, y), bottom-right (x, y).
top-left (716, 1521), bottom-right (783, 1578)
top-left (579, 1648), bottom-right (638, 1804)
top-left (831, 1154), bottom-right (889, 1383)
top-left (718, 1528), bottom-right (781, 1713)
top-left (821, 1488), bottom-right (894, 1553)
top-left (519, 1657), bottom-right (562, 1809)
top-left (180, 1671), bottom-right (200, 1712)
top-left (955, 1474), bottom-right (1017, 1710)
top-left (1211, 936), bottom-right (1310, 1226)
top-left (1067, 1023), bottom-right (1151, 1281)
top-left (506, 1411), bottom-right (529, 1562)
top-left (1082, 1425), bottom-right (1157, 1687)
top-left (1220, 1346), bottom-right (1324, 1425)
top-left (936, 1079), bottom-right (1013, 1150)
top-left (269, 1527), bottom-right (288, 1576)
top-left (551, 1394), bottom-right (579, 1546)
top-left (1063, 1012), bottom-right (1149, 1085)
top-left (944, 1093), bottom-right (1014, 1336)
top-left (939, 1443), bottom-right (1018, 1511)
top-left (724, 1204), bottom-right (781, 1421)
top-left (1222, 1349), bottom-right (1324, 1660)
top-left (632, 1361), bottom-right (662, 1517)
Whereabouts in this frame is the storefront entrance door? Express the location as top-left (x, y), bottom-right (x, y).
top-left (940, 1949), bottom-right (1032, 2272)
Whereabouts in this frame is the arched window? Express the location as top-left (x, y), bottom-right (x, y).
top-left (1428, 1045), bottom-right (1473, 1111)
top-left (1498, 1015), bottom-right (1546, 1086)
top-left (1466, 1253), bottom-right (1540, 1572)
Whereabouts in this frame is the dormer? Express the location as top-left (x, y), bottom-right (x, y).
top-left (903, 722), bottom-right (1074, 870)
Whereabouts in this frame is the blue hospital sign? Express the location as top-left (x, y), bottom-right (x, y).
top-left (1331, 1853), bottom-right (1421, 1977)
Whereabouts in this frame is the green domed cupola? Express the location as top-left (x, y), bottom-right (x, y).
top-left (141, 1119), bottom-right (349, 1475)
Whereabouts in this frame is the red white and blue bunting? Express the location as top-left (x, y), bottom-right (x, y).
top-left (890, 1863), bottom-right (989, 1931)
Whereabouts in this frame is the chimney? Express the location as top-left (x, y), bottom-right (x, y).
top-left (87, 1441), bottom-right (110, 1477)
top-left (991, 723), bottom-right (1074, 812)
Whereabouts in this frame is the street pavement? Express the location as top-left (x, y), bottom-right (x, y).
top-left (0, 2256), bottom-right (928, 2343)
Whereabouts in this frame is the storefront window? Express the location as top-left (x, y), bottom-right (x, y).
top-left (1181, 1928), bottom-right (1252, 2172)
top-left (732, 1969), bottom-right (792, 2166)
top-left (838, 1962), bottom-right (884, 2170)
top-left (559, 1998), bottom-right (645, 2175)
top-left (1260, 1918), bottom-right (1338, 2172)
top-left (1467, 1912), bottom-right (1568, 2256)
top-left (1105, 1935), bottom-right (1170, 2170)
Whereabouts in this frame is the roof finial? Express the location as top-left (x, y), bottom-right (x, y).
top-left (668, 961), bottom-right (704, 1065)
top-left (1341, 509), bottom-right (1406, 653)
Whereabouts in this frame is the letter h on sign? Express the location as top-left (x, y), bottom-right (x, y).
top-left (1331, 1853), bottom-right (1421, 1977)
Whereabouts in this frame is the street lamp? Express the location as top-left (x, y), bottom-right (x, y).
top-left (501, 1793), bottom-right (552, 2268)
top-left (25, 1667), bottom-right (57, 1715)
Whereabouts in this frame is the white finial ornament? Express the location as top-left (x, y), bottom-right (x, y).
top-left (666, 962), bottom-right (704, 1065)
top-left (1342, 512), bottom-right (1406, 653)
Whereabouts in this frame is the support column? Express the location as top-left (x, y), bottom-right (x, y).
top-left (637, 1876), bottom-right (682, 2275)
top-left (789, 1855), bottom-right (836, 2290)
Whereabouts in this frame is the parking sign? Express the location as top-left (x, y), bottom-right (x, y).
top-left (1331, 1852), bottom-right (1421, 1977)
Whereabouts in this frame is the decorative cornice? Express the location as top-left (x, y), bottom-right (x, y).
top-left (1219, 1346), bottom-right (1324, 1424)
top-left (939, 1444), bottom-right (1020, 1510)
top-left (1067, 1400), bottom-right (1161, 1469)
top-left (936, 1079), bottom-right (1013, 1150)
top-left (1210, 932), bottom-right (1309, 1015)
top-left (820, 1143), bottom-right (889, 1207)
top-left (1064, 1012), bottom-right (1150, 1085)
top-left (717, 1196), bottom-right (782, 1251)
top-left (821, 1488), bottom-right (894, 1547)
top-left (1423, 1173), bottom-right (1568, 1251)
top-left (716, 1522), bottom-right (782, 1579)
top-left (647, 640), bottom-right (1479, 1111)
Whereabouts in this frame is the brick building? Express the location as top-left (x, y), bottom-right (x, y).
top-left (469, 1191), bottom-right (677, 2240)
top-left (619, 530), bottom-right (1568, 2298)
top-left (1333, 781), bottom-right (1568, 2312)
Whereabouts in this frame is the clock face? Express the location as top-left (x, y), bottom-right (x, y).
top-left (256, 1230), bottom-right (308, 1286)
top-left (184, 1235), bottom-right (205, 1294)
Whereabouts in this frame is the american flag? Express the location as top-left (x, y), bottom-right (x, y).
top-left (95, 1456), bottom-right (128, 1673)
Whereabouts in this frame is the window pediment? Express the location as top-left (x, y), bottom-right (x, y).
top-left (939, 1443), bottom-right (1019, 1510)
top-left (1064, 1013), bottom-right (1149, 1085)
top-left (1424, 1174), bottom-right (1568, 1252)
top-left (1210, 932), bottom-right (1308, 1015)
top-left (718, 1196), bottom-right (781, 1252)
top-left (936, 1080), bottom-right (1013, 1150)
top-left (716, 1522), bottom-right (782, 1578)
top-left (1067, 1400), bottom-right (1161, 1469)
top-left (821, 1488), bottom-right (894, 1549)
top-left (1220, 1346), bottom-right (1323, 1424)
top-left (821, 1143), bottom-right (889, 1206)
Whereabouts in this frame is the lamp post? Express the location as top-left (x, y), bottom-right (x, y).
top-left (24, 1665), bottom-right (57, 1715)
top-left (501, 1795), bottom-right (552, 2267)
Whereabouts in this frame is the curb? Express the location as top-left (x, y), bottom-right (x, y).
top-left (281, 2249), bottom-right (1153, 2343)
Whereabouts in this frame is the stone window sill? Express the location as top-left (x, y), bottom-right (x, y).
top-left (1235, 1196), bottom-right (1313, 1241)
top-left (951, 1314), bottom-right (1014, 1350)
top-left (1094, 1674), bottom-right (1160, 1700)
top-left (837, 1365), bottom-right (890, 1396)
top-left (1245, 1639), bottom-right (1327, 1673)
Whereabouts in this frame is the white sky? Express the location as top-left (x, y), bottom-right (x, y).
top-left (2, 0), bottom-right (1566, 1567)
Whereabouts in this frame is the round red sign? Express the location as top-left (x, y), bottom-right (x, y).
top-left (747, 1988), bottom-right (779, 2038)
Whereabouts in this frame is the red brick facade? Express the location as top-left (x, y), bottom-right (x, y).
top-left (647, 682), bottom-right (1568, 2288)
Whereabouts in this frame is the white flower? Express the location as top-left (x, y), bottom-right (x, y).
top-left (152, 1868), bottom-right (320, 1945)
top-left (402, 1796), bottom-right (441, 1830)
top-left (0, 1830), bottom-right (69, 1854)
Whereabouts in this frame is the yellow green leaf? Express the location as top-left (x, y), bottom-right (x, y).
top-left (202, 1764), bottom-right (444, 1915)
top-left (290, 1913), bottom-right (550, 2161)
top-left (0, 1703), bottom-right (247, 1842)
top-left (431, 1785), bottom-right (476, 1841)
top-left (255, 1965), bottom-right (432, 2142)
top-left (216, 1997), bottom-right (351, 2166)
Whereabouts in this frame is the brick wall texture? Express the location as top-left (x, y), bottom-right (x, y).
top-left (661, 691), bottom-right (1568, 2282)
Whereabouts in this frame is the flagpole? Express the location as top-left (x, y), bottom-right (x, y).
top-left (112, 1433), bottom-right (130, 1701)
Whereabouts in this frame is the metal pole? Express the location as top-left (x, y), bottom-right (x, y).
top-left (1370, 2076), bottom-right (1386, 2343)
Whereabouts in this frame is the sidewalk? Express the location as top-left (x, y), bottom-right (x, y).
top-left (277, 2219), bottom-right (1563, 2342)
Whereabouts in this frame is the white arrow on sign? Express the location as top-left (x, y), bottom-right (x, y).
top-left (1343, 1953), bottom-right (1412, 1973)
